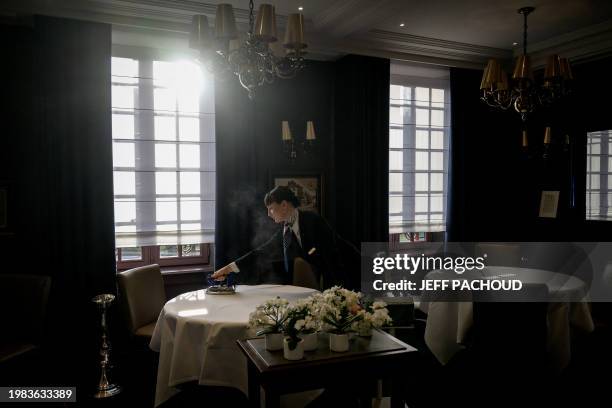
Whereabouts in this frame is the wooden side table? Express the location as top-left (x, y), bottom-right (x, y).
top-left (237, 330), bottom-right (417, 408)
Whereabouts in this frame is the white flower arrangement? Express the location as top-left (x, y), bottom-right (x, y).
top-left (351, 300), bottom-right (392, 334)
top-left (318, 286), bottom-right (364, 334)
top-left (248, 289), bottom-right (391, 350)
top-left (282, 303), bottom-right (309, 350)
top-left (290, 297), bottom-right (321, 334)
top-left (248, 297), bottom-right (289, 336)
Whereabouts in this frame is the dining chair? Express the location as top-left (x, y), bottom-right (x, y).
top-left (117, 264), bottom-right (167, 340)
top-left (0, 274), bottom-right (51, 364)
top-left (292, 257), bottom-right (320, 290)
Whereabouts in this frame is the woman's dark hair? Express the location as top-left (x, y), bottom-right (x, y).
top-left (264, 186), bottom-right (300, 207)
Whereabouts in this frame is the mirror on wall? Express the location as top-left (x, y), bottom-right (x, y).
top-left (586, 130), bottom-right (612, 221)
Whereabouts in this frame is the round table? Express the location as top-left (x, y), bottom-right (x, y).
top-left (418, 267), bottom-right (594, 371)
top-left (150, 284), bottom-right (318, 407)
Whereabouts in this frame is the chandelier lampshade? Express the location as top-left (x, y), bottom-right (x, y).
top-left (253, 4), bottom-right (278, 42)
top-left (284, 14), bottom-right (306, 49)
top-left (189, 15), bottom-right (211, 49)
top-left (544, 55), bottom-right (561, 79)
top-left (512, 54), bottom-right (533, 81)
top-left (214, 4), bottom-right (238, 39)
top-left (559, 58), bottom-right (573, 80)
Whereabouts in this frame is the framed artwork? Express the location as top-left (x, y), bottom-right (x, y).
top-left (272, 174), bottom-right (322, 215)
top-left (539, 191), bottom-right (560, 218)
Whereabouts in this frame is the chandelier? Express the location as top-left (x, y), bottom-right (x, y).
top-left (480, 7), bottom-right (573, 122)
top-left (189, 1), bottom-right (307, 99)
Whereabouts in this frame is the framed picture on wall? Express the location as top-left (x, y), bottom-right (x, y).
top-left (272, 174), bottom-right (322, 215)
top-left (539, 191), bottom-right (560, 218)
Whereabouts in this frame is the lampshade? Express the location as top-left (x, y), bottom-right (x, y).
top-left (544, 127), bottom-right (552, 144)
top-left (284, 14), bottom-right (306, 49)
top-left (215, 4), bottom-right (238, 39)
top-left (254, 4), bottom-right (278, 42)
top-left (306, 121), bottom-right (316, 140)
top-left (480, 59), bottom-right (500, 90)
top-left (282, 121), bottom-right (292, 141)
top-left (512, 54), bottom-right (533, 80)
top-left (189, 15), bottom-right (211, 50)
top-left (559, 58), bottom-right (573, 81)
top-left (497, 69), bottom-right (509, 91)
top-left (544, 55), bottom-right (561, 78)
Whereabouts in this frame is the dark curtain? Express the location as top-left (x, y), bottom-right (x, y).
top-left (447, 67), bottom-right (524, 241)
top-left (1, 16), bottom-right (115, 386)
top-left (214, 62), bottom-right (337, 280)
top-left (214, 78), bottom-right (260, 272)
top-left (333, 55), bottom-right (390, 247)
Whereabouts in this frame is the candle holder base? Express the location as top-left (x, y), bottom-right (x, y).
top-left (93, 384), bottom-right (122, 399)
top-left (92, 293), bottom-right (121, 399)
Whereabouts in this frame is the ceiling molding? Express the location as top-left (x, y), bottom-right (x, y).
top-left (313, 0), bottom-right (400, 38)
top-left (515, 18), bottom-right (612, 66)
top-left (366, 30), bottom-right (511, 59)
top-left (329, 30), bottom-right (512, 67)
top-left (309, 38), bottom-right (486, 70)
top-left (2, 0), bottom-right (291, 28)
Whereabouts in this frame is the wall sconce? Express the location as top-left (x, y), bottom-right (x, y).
top-left (281, 120), bottom-right (316, 160)
top-left (543, 126), bottom-right (552, 159)
top-left (522, 126), bottom-right (570, 160)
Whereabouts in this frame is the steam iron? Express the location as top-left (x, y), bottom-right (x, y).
top-left (206, 272), bottom-right (237, 295)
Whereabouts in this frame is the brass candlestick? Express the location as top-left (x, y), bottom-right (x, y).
top-left (92, 294), bottom-right (121, 399)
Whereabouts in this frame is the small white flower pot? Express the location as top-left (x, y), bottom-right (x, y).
top-left (329, 333), bottom-right (349, 352)
top-left (283, 338), bottom-right (304, 360)
top-left (265, 332), bottom-right (283, 351)
top-left (300, 332), bottom-right (318, 351)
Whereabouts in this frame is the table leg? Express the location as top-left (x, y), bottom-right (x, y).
top-left (263, 388), bottom-right (280, 408)
top-left (390, 377), bottom-right (404, 408)
top-left (247, 361), bottom-right (261, 408)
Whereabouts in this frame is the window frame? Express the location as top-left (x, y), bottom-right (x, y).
top-left (586, 130), bottom-right (612, 221)
top-left (111, 47), bottom-right (216, 273)
top-left (116, 243), bottom-right (212, 272)
top-left (389, 72), bottom-right (450, 236)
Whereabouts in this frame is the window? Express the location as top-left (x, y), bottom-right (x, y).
top-left (115, 244), bottom-right (211, 271)
top-left (389, 62), bottom-right (450, 242)
top-left (111, 54), bottom-right (215, 270)
top-left (586, 130), bottom-right (612, 221)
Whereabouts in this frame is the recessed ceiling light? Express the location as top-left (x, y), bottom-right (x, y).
top-left (400, 23), bottom-right (405, 27)
top-left (298, 6), bottom-right (303, 11)
top-left (512, 42), bottom-right (518, 46)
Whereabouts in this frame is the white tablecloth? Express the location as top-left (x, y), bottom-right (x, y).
top-left (150, 284), bottom-right (318, 407)
top-left (419, 267), bottom-right (595, 371)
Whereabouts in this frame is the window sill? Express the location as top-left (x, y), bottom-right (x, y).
top-left (161, 265), bottom-right (214, 276)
